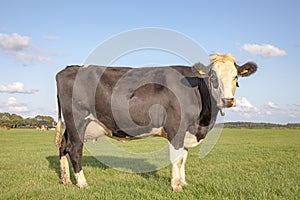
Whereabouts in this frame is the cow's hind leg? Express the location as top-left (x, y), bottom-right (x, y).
top-left (59, 130), bottom-right (72, 185)
top-left (68, 139), bottom-right (88, 188)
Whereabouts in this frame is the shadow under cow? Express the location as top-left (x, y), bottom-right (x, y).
top-left (46, 155), bottom-right (162, 182)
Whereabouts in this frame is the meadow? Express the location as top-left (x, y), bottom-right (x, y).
top-left (0, 128), bottom-right (299, 199)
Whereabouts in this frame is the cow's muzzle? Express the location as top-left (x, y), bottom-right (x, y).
top-left (222, 98), bottom-right (236, 108)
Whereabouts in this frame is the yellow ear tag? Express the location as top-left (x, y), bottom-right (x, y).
top-left (199, 70), bottom-right (206, 75)
top-left (240, 69), bottom-right (249, 75)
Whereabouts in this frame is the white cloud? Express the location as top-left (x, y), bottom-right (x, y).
top-left (0, 32), bottom-right (53, 63)
top-left (6, 97), bottom-right (29, 112)
top-left (241, 43), bottom-right (287, 57)
top-left (227, 98), bottom-right (300, 123)
top-left (14, 52), bottom-right (52, 63)
top-left (0, 33), bottom-right (31, 51)
top-left (231, 97), bottom-right (259, 113)
top-left (229, 97), bottom-right (260, 120)
top-left (0, 82), bottom-right (39, 94)
top-left (265, 101), bottom-right (279, 109)
top-left (265, 111), bottom-right (272, 115)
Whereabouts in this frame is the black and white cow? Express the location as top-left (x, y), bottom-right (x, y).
top-left (55, 53), bottom-right (257, 192)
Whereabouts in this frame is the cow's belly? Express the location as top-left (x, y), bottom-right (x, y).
top-left (84, 113), bottom-right (166, 143)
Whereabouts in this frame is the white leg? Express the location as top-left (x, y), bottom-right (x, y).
top-left (171, 157), bottom-right (183, 192)
top-left (75, 170), bottom-right (88, 188)
top-left (60, 156), bottom-right (71, 185)
top-left (179, 148), bottom-right (188, 186)
top-left (170, 145), bottom-right (189, 192)
top-left (169, 142), bottom-right (191, 192)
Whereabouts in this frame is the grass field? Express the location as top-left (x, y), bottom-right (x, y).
top-left (0, 128), bottom-right (299, 199)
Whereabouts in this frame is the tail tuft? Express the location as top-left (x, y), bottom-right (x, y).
top-left (54, 120), bottom-right (63, 148)
top-left (54, 94), bottom-right (63, 148)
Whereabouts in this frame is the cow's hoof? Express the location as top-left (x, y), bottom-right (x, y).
top-left (76, 182), bottom-right (88, 188)
top-left (75, 170), bottom-right (88, 188)
top-left (180, 180), bottom-right (188, 187)
top-left (60, 178), bottom-right (72, 186)
top-left (172, 185), bottom-right (183, 192)
top-left (171, 179), bottom-right (183, 192)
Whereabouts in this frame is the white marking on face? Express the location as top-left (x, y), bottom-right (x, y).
top-left (210, 54), bottom-right (238, 107)
top-left (215, 66), bottom-right (237, 98)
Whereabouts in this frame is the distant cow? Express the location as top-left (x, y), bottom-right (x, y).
top-left (2, 126), bottom-right (10, 130)
top-left (41, 125), bottom-right (49, 131)
top-left (36, 125), bottom-right (49, 131)
top-left (55, 53), bottom-right (257, 191)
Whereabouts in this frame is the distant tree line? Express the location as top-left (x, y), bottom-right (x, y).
top-left (0, 112), bottom-right (55, 128)
top-left (223, 122), bottom-right (300, 129)
top-left (1, 111), bottom-right (299, 129)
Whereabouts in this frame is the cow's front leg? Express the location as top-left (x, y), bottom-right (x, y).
top-left (179, 148), bottom-right (188, 186)
top-left (171, 158), bottom-right (182, 192)
top-left (170, 146), bottom-right (189, 192)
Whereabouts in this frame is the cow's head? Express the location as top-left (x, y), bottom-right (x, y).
top-left (192, 53), bottom-right (257, 108)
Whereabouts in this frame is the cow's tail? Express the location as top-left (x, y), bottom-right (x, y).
top-left (54, 95), bottom-right (63, 148)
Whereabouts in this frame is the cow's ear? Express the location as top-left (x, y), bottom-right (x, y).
top-left (237, 62), bottom-right (257, 77)
top-left (192, 63), bottom-right (211, 78)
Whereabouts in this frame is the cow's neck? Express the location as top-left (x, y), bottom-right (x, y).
top-left (198, 78), bottom-right (220, 131)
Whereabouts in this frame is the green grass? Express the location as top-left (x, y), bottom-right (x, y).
top-left (0, 128), bottom-right (299, 199)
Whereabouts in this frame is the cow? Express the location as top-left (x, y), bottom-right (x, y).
top-left (54, 53), bottom-right (257, 192)
top-left (36, 125), bottom-right (48, 131)
top-left (2, 126), bottom-right (10, 130)
top-left (42, 125), bottom-right (49, 131)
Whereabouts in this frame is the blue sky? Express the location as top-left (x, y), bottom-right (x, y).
top-left (0, 0), bottom-right (299, 124)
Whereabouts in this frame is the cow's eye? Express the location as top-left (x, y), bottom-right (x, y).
top-left (234, 76), bottom-right (239, 87)
top-left (211, 74), bottom-right (217, 80)
top-left (210, 75), bottom-right (218, 88)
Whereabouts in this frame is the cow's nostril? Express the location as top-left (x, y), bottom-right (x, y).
top-left (222, 98), bottom-right (235, 108)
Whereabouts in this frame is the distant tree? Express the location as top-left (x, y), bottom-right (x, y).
top-left (24, 117), bottom-right (39, 127)
top-left (10, 114), bottom-right (23, 128)
top-left (0, 113), bottom-right (12, 127)
top-left (0, 112), bottom-right (56, 128)
top-left (34, 115), bottom-right (55, 124)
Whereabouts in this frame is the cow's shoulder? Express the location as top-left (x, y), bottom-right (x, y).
top-left (169, 65), bottom-right (195, 77)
